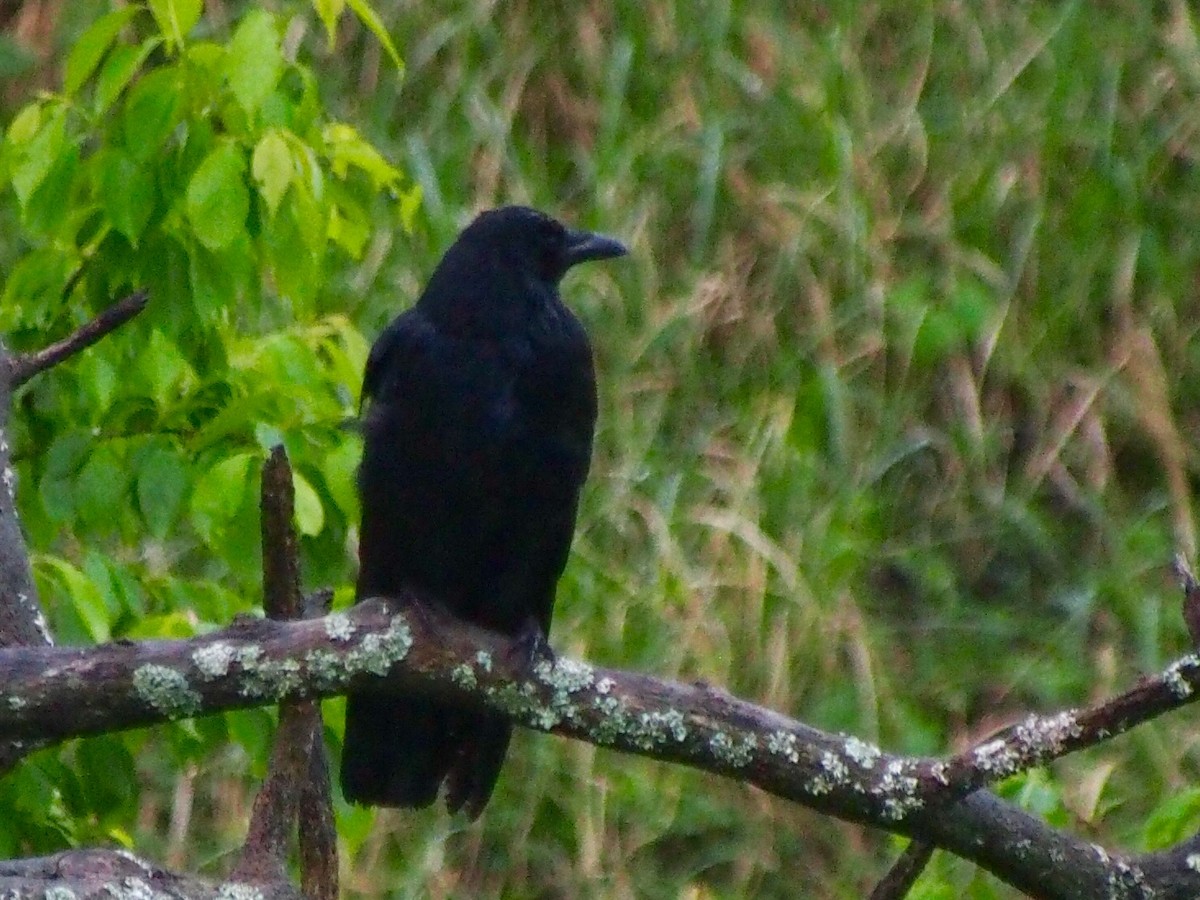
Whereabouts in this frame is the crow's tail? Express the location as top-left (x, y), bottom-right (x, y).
top-left (340, 692), bottom-right (511, 819)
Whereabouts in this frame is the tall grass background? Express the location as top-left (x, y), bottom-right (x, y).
top-left (26, 1), bottom-right (1200, 897)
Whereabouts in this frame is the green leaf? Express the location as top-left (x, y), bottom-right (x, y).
top-left (290, 177), bottom-right (326, 254)
top-left (187, 239), bottom-right (237, 320)
top-left (136, 440), bottom-right (188, 539)
top-left (64, 6), bottom-right (141, 95)
top-left (122, 67), bottom-right (184, 159)
top-left (191, 452), bottom-right (255, 544)
top-left (320, 437), bottom-right (360, 519)
top-left (186, 141), bottom-right (250, 250)
top-left (344, 0), bottom-right (403, 70)
top-left (76, 445), bottom-right (129, 533)
top-left (77, 352), bottom-right (118, 417)
top-left (251, 130), bottom-right (293, 217)
top-left (292, 470), bottom-right (325, 536)
top-left (11, 104), bottom-right (65, 208)
top-left (225, 8), bottom-right (283, 118)
top-left (138, 330), bottom-right (192, 405)
top-left (37, 557), bottom-right (111, 643)
top-left (147, 0), bottom-right (202, 51)
top-left (1144, 787), bottom-right (1200, 850)
top-left (6, 102), bottom-right (42, 145)
top-left (313, 0), bottom-right (347, 42)
top-left (398, 182), bottom-right (422, 232)
top-left (328, 201), bottom-right (369, 258)
top-left (0, 245), bottom-right (76, 328)
top-left (23, 144), bottom-right (78, 237)
top-left (94, 37), bottom-right (161, 115)
top-left (75, 737), bottom-right (136, 816)
top-left (99, 150), bottom-right (156, 245)
top-left (38, 431), bottom-right (90, 523)
top-left (323, 122), bottom-right (401, 190)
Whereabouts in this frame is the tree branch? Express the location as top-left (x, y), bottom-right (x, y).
top-left (0, 340), bottom-right (49, 777)
top-left (0, 849), bottom-right (301, 899)
top-left (1, 596), bottom-right (1199, 897)
top-left (6, 290), bottom-right (149, 387)
top-left (233, 446), bottom-right (337, 899)
top-left (870, 840), bottom-right (935, 900)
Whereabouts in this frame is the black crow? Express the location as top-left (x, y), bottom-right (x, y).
top-left (341, 206), bottom-right (627, 818)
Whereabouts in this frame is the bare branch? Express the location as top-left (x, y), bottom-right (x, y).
top-left (870, 841), bottom-right (934, 900)
top-left (0, 341), bottom-right (49, 776)
top-left (232, 707), bottom-right (321, 885)
top-left (2, 597), bottom-right (1200, 897)
top-left (233, 447), bottom-right (338, 896)
top-left (1175, 553), bottom-right (1200, 646)
top-left (0, 848), bottom-right (302, 899)
top-left (296, 592), bottom-right (338, 900)
top-left (938, 651), bottom-right (1200, 799)
top-left (7, 289), bottom-right (149, 387)
top-left (260, 445), bottom-right (301, 621)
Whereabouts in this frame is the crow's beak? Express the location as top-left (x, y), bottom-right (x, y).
top-left (564, 229), bottom-right (629, 267)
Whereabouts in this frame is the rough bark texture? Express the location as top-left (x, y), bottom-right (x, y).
top-left (0, 849), bottom-right (303, 899)
top-left (0, 341), bottom-right (49, 777)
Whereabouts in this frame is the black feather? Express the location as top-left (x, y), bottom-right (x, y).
top-left (340, 206), bottom-right (626, 817)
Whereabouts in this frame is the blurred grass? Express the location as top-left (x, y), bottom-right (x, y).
top-left (304, 2), bottom-right (1200, 895)
top-left (17, 0), bottom-right (1200, 896)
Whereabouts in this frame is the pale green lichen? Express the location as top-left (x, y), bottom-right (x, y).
top-left (345, 615), bottom-right (413, 676)
top-left (192, 642), bottom-right (310, 698)
top-left (487, 681), bottom-right (562, 730)
top-left (534, 657), bottom-right (595, 694)
top-left (766, 729), bottom-right (799, 763)
top-left (972, 738), bottom-right (1019, 777)
top-left (844, 736), bottom-right (882, 769)
top-left (304, 648), bottom-right (346, 692)
top-left (475, 650), bottom-right (493, 672)
top-left (1163, 655), bottom-right (1197, 699)
top-left (7, 695), bottom-right (26, 710)
top-left (324, 612), bottom-right (355, 641)
top-left (44, 887), bottom-right (77, 900)
top-left (633, 709), bottom-right (689, 748)
top-left (192, 642), bottom-right (237, 679)
top-left (531, 656), bottom-right (596, 725)
top-left (239, 656), bottom-right (302, 700)
top-left (451, 663), bottom-right (477, 689)
top-left (483, 655), bottom-right (603, 733)
top-left (133, 664), bottom-right (201, 718)
top-left (595, 677), bottom-right (615, 695)
top-left (591, 692), bottom-right (633, 744)
top-left (879, 759), bottom-right (923, 820)
top-left (709, 731), bottom-right (757, 767)
top-left (809, 750), bottom-right (851, 795)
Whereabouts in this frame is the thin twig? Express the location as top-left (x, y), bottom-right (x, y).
top-left (231, 709), bottom-right (316, 884)
top-left (870, 840), bottom-right (935, 900)
top-left (298, 588), bottom-right (338, 900)
top-left (260, 446), bottom-right (301, 621)
top-left (8, 290), bottom-right (149, 387)
top-left (1174, 553), bottom-right (1200, 647)
top-left (232, 448), bottom-right (339, 895)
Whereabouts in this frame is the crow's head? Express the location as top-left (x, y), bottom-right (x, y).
top-left (419, 206), bottom-right (627, 335)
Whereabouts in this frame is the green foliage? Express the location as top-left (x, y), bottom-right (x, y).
top-left (0, 0), bottom-right (411, 864)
